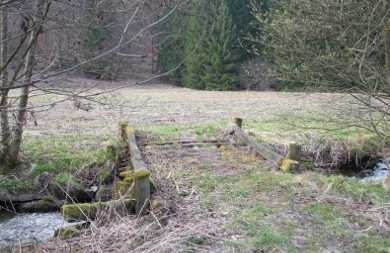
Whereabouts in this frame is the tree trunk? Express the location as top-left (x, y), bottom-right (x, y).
top-left (385, 20), bottom-right (390, 85)
top-left (0, 1), bottom-right (10, 171)
top-left (6, 0), bottom-right (48, 168)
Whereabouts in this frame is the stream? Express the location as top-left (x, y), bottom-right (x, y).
top-left (362, 160), bottom-right (389, 182)
top-left (0, 212), bottom-right (69, 246)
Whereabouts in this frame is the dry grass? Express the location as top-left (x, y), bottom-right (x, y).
top-left (25, 77), bottom-right (356, 137)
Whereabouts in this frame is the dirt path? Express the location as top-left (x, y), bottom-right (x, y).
top-left (26, 77), bottom-right (353, 136)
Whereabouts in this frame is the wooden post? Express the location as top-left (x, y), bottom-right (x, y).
top-left (233, 117), bottom-right (243, 128)
top-left (119, 121), bottom-right (128, 145)
top-left (280, 142), bottom-right (302, 173)
top-left (134, 169), bottom-right (151, 215)
top-left (287, 142), bottom-right (302, 162)
top-left (224, 122), bottom-right (282, 163)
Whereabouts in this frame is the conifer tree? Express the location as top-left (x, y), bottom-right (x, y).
top-left (200, 0), bottom-right (239, 90)
top-left (182, 1), bottom-right (207, 89)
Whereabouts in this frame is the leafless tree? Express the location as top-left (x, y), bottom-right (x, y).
top-left (0, 0), bottom-right (182, 175)
top-left (0, 0), bottom-right (51, 173)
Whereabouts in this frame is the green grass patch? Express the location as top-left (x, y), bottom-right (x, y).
top-left (315, 175), bottom-right (390, 204)
top-left (193, 163), bottom-right (390, 253)
top-left (353, 235), bottom-right (390, 253)
top-left (23, 134), bottom-right (114, 177)
top-left (0, 177), bottom-right (37, 191)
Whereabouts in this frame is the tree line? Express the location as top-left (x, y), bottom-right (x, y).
top-left (157, 0), bottom-right (389, 92)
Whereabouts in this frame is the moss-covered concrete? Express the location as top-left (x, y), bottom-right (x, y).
top-left (61, 199), bottom-right (136, 221)
top-left (280, 158), bottom-right (299, 173)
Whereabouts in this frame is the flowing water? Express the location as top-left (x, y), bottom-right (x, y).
top-left (363, 160), bottom-right (389, 182)
top-left (0, 212), bottom-right (69, 246)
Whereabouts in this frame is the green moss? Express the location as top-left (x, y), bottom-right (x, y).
top-left (127, 127), bottom-right (135, 134)
top-left (119, 170), bottom-right (133, 179)
top-left (134, 169), bottom-right (150, 179)
top-left (280, 159), bottom-right (299, 173)
top-left (61, 199), bottom-right (136, 221)
top-left (62, 202), bottom-right (99, 221)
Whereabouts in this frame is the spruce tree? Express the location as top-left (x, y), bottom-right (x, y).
top-left (182, 1), bottom-right (207, 89)
top-left (200, 0), bottom-right (239, 90)
top-left (158, 0), bottom-right (267, 90)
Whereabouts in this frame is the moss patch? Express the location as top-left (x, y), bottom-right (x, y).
top-left (61, 199), bottom-right (136, 221)
top-left (134, 169), bottom-right (150, 179)
top-left (280, 158), bottom-right (299, 173)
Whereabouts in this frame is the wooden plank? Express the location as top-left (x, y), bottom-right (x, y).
top-left (225, 124), bottom-right (283, 164)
